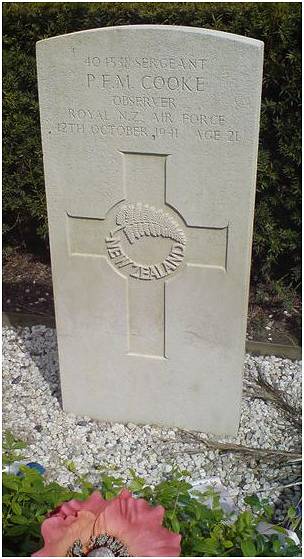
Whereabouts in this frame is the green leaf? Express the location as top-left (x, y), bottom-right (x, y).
top-left (11, 515), bottom-right (30, 525)
top-left (224, 540), bottom-right (234, 549)
top-left (129, 479), bottom-right (145, 493)
top-left (2, 474), bottom-right (19, 490)
top-left (263, 504), bottom-right (273, 520)
top-left (168, 512), bottom-right (180, 533)
top-left (63, 460), bottom-right (76, 473)
top-left (272, 539), bottom-right (282, 554)
top-left (238, 511), bottom-right (254, 532)
top-left (244, 495), bottom-right (261, 509)
top-left (2, 493), bottom-right (12, 504)
top-left (11, 501), bottom-right (22, 515)
top-left (287, 506), bottom-right (297, 519)
top-left (4, 525), bottom-right (28, 537)
top-left (271, 525), bottom-right (288, 535)
top-left (241, 539), bottom-right (257, 557)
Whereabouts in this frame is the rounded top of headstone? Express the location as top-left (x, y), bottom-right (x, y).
top-left (36, 24), bottom-right (264, 49)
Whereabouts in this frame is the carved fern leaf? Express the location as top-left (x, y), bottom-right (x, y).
top-left (116, 203), bottom-right (186, 245)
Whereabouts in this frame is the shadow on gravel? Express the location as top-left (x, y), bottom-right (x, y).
top-left (17, 324), bottom-right (63, 409)
top-left (273, 484), bottom-right (302, 525)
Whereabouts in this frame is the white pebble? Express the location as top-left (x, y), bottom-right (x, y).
top-left (2, 325), bottom-right (301, 517)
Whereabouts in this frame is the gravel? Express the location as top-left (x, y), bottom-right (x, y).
top-left (3, 325), bottom-right (301, 516)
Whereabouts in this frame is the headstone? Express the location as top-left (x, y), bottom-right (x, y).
top-left (36, 26), bottom-right (263, 435)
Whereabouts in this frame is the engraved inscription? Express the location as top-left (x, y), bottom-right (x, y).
top-left (48, 49), bottom-right (246, 144)
top-left (112, 96), bottom-right (176, 109)
top-left (85, 56), bottom-right (208, 70)
top-left (106, 203), bottom-right (186, 281)
top-left (197, 128), bottom-right (241, 142)
top-left (87, 73), bottom-right (206, 92)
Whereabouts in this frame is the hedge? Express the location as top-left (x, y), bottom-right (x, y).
top-left (3, 3), bottom-right (301, 289)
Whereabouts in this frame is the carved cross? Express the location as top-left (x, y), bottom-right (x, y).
top-left (68, 152), bottom-right (228, 358)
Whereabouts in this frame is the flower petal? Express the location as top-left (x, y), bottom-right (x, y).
top-left (33, 510), bottom-right (96, 557)
top-left (41, 514), bottom-right (76, 543)
top-left (93, 490), bottom-right (181, 556)
top-left (126, 527), bottom-right (182, 556)
top-left (58, 491), bottom-right (107, 519)
top-left (94, 492), bottom-right (164, 537)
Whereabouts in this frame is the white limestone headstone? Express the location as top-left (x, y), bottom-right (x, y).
top-left (37, 26), bottom-right (263, 435)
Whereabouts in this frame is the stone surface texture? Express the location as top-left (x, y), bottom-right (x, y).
top-left (36, 26), bottom-right (264, 434)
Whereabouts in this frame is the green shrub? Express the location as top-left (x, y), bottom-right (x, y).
top-left (3, 3), bottom-right (301, 289)
top-left (2, 432), bottom-right (301, 557)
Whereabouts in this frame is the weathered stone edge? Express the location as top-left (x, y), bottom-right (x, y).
top-left (3, 311), bottom-right (56, 329)
top-left (245, 340), bottom-right (301, 361)
top-left (2, 312), bottom-right (301, 361)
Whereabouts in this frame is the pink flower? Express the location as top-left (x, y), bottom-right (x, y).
top-left (32, 489), bottom-right (181, 557)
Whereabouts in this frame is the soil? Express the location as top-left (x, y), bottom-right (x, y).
top-left (3, 251), bottom-right (55, 317)
top-left (246, 295), bottom-right (301, 347)
top-left (3, 249), bottom-right (301, 347)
